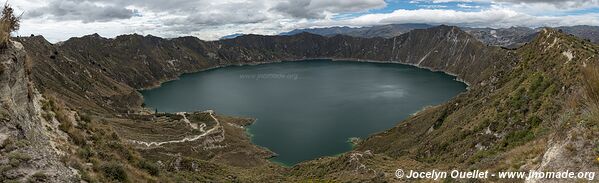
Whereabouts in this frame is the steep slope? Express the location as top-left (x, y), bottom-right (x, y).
top-left (514, 29), bottom-right (599, 182)
top-left (18, 36), bottom-right (141, 113)
top-left (463, 27), bottom-right (538, 48)
top-left (0, 41), bottom-right (78, 181)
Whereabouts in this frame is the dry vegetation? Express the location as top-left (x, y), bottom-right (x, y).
top-left (582, 65), bottom-right (599, 165)
top-left (39, 96), bottom-right (163, 182)
top-left (0, 3), bottom-right (19, 49)
top-left (583, 65), bottom-right (599, 121)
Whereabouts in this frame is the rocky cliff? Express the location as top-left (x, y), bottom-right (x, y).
top-left (0, 41), bottom-right (78, 181)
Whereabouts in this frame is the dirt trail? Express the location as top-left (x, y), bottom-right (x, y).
top-left (128, 110), bottom-right (221, 147)
top-left (177, 112), bottom-right (200, 130)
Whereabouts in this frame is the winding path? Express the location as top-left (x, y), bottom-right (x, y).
top-left (128, 110), bottom-right (222, 147)
top-left (177, 112), bottom-right (200, 130)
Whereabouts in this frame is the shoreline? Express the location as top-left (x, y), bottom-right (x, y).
top-left (137, 57), bottom-right (472, 92)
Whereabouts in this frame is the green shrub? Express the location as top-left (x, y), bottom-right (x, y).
top-left (56, 110), bottom-right (72, 131)
top-left (178, 158), bottom-right (199, 172)
top-left (8, 152), bottom-right (31, 166)
top-left (41, 99), bottom-right (55, 111)
top-left (80, 114), bottom-right (92, 123)
top-left (109, 142), bottom-right (135, 162)
top-left (80, 170), bottom-right (97, 183)
top-left (528, 74), bottom-right (551, 100)
top-left (509, 88), bottom-right (527, 110)
top-left (0, 137), bottom-right (28, 152)
top-left (69, 130), bottom-right (87, 146)
top-left (42, 112), bottom-right (53, 122)
top-left (28, 172), bottom-right (47, 182)
top-left (502, 128), bottom-right (535, 148)
top-left (138, 160), bottom-right (160, 176)
top-left (100, 162), bottom-right (128, 182)
top-left (8, 152), bottom-right (31, 161)
top-left (527, 115), bottom-right (542, 128)
top-left (78, 146), bottom-right (94, 160)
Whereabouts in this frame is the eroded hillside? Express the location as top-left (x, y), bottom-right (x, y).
top-left (0, 41), bottom-right (79, 181)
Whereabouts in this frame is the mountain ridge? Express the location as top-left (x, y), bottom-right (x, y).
top-left (284, 24), bottom-right (599, 48)
top-left (281, 23), bottom-right (434, 38)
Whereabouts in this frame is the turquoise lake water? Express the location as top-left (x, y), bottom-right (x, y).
top-left (141, 60), bottom-right (467, 165)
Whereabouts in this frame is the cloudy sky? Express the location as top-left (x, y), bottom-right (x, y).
top-left (11, 0), bottom-right (599, 42)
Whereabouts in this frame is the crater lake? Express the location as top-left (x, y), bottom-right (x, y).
top-left (141, 60), bottom-right (467, 165)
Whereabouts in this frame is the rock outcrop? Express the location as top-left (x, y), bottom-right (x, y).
top-left (0, 41), bottom-right (78, 182)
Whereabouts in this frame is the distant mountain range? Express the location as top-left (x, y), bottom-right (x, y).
top-left (219, 33), bottom-right (246, 40)
top-left (283, 24), bottom-right (599, 48)
top-left (280, 23), bottom-right (433, 38)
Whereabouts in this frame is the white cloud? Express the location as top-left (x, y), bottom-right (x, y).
top-left (27, 0), bottom-right (138, 22)
top-left (496, 0), bottom-right (599, 8)
top-left (272, 0), bottom-right (386, 19)
top-left (10, 0), bottom-right (599, 42)
top-left (418, 5), bottom-right (449, 8)
top-left (340, 8), bottom-right (599, 28)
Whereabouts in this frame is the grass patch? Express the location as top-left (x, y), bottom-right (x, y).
top-left (28, 172), bottom-right (48, 183)
top-left (0, 137), bottom-right (29, 152)
top-left (8, 152), bottom-right (31, 166)
top-left (582, 65), bottom-right (599, 125)
top-left (43, 96), bottom-right (88, 146)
